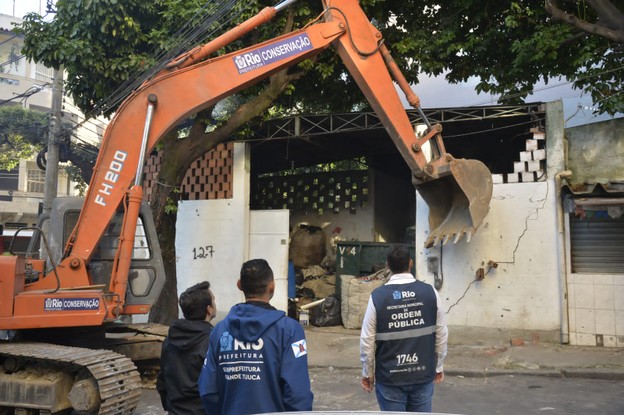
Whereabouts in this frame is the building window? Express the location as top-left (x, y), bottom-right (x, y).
top-left (0, 38), bottom-right (25, 77)
top-left (27, 169), bottom-right (45, 193)
top-left (34, 63), bottom-right (54, 83)
top-left (0, 76), bottom-right (19, 86)
top-left (570, 211), bottom-right (624, 274)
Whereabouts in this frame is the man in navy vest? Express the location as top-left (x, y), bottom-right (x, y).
top-left (360, 244), bottom-right (448, 412)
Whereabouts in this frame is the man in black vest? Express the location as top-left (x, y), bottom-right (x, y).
top-left (360, 244), bottom-right (448, 412)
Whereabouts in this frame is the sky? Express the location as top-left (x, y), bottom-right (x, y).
top-left (1, 0), bottom-right (619, 127)
top-left (0, 0), bottom-right (48, 18)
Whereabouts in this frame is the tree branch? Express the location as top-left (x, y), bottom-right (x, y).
top-left (194, 69), bottom-right (295, 150)
top-left (183, 9), bottom-right (302, 161)
top-left (545, 0), bottom-right (624, 43)
top-left (586, 0), bottom-right (624, 31)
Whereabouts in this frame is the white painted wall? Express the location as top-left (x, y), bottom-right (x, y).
top-left (175, 143), bottom-right (291, 322)
top-left (415, 181), bottom-right (561, 332)
top-left (175, 143), bottom-right (250, 322)
top-left (567, 271), bottom-right (624, 347)
top-left (176, 198), bottom-right (247, 321)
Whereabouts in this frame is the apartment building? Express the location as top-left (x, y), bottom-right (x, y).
top-left (0, 13), bottom-right (84, 229)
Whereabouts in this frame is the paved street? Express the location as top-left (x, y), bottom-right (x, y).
top-left (136, 366), bottom-right (624, 414)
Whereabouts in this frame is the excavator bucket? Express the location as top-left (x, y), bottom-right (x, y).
top-left (418, 158), bottom-right (493, 248)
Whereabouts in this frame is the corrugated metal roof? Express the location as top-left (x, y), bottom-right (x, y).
top-left (562, 181), bottom-right (624, 194)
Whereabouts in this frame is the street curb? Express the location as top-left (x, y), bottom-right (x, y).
top-left (445, 369), bottom-right (562, 378)
top-left (308, 366), bottom-right (624, 381)
top-left (561, 368), bottom-right (624, 381)
top-left (446, 368), bottom-right (624, 381)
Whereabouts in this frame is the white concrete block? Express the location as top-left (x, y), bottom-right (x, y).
top-left (414, 180), bottom-right (561, 333)
top-left (577, 308), bottom-right (595, 333)
top-left (521, 172), bottom-right (536, 182)
top-left (513, 161), bottom-right (526, 173)
top-left (616, 311), bottom-right (624, 336)
top-left (576, 284), bottom-right (595, 309)
top-left (526, 139), bottom-right (538, 151)
top-left (533, 132), bottom-right (545, 140)
top-left (568, 283), bottom-right (576, 308)
top-left (519, 151), bottom-right (533, 161)
top-left (533, 149), bottom-right (546, 160)
top-left (594, 275), bottom-right (614, 285)
top-left (568, 307), bottom-right (576, 331)
top-left (576, 333), bottom-right (596, 346)
top-left (527, 160), bottom-right (542, 172)
top-left (595, 309), bottom-right (616, 335)
top-left (492, 174), bottom-right (504, 184)
top-left (506, 173), bottom-right (520, 183)
top-left (595, 285), bottom-right (615, 310)
top-left (614, 286), bottom-right (624, 310)
top-left (604, 335), bottom-right (617, 347)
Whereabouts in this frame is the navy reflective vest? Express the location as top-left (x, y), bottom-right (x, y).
top-left (371, 280), bottom-right (437, 385)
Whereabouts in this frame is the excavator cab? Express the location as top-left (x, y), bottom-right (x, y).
top-left (46, 197), bottom-right (167, 309)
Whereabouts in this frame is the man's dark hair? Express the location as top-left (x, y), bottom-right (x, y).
top-left (240, 259), bottom-right (274, 297)
top-left (386, 243), bottom-right (411, 274)
top-left (179, 281), bottom-right (212, 320)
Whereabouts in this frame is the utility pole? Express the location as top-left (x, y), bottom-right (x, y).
top-left (42, 67), bottom-right (63, 216)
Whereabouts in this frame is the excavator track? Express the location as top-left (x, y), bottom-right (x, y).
top-left (0, 342), bottom-right (141, 415)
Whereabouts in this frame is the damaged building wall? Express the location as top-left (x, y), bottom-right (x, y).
top-left (414, 101), bottom-right (566, 340)
top-left (415, 182), bottom-right (560, 335)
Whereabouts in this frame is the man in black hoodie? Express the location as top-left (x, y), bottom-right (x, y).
top-left (157, 281), bottom-right (216, 415)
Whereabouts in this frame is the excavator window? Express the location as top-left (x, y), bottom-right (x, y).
top-left (63, 210), bottom-right (152, 261)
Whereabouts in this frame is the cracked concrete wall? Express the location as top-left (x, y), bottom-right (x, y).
top-left (414, 101), bottom-right (567, 334)
top-left (415, 181), bottom-right (560, 332)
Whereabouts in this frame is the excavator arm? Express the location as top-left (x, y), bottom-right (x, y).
top-left (26, 0), bottom-right (492, 318)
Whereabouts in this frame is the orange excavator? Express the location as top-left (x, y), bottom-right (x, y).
top-left (0, 0), bottom-right (492, 413)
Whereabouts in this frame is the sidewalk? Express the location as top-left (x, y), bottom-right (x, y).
top-left (304, 325), bottom-right (624, 380)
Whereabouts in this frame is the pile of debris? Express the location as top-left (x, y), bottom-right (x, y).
top-left (288, 224), bottom-right (390, 329)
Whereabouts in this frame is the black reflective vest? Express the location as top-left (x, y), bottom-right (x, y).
top-left (371, 280), bottom-right (437, 385)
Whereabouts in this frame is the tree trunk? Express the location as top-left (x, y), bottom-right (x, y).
top-left (147, 8), bottom-right (299, 323)
top-left (147, 130), bottom-right (190, 324)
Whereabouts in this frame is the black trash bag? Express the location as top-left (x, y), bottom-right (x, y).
top-left (310, 295), bottom-right (342, 327)
top-left (297, 287), bottom-right (316, 299)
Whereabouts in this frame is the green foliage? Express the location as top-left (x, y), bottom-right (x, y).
top-left (164, 188), bottom-right (182, 214)
top-left (64, 165), bottom-right (88, 195)
top-left (361, 0), bottom-right (623, 115)
top-left (0, 107), bottom-right (48, 170)
top-left (17, 0), bottom-right (174, 114)
top-left (16, 0), bottom-right (622, 119)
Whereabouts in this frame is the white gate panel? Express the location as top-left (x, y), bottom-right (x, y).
top-left (175, 199), bottom-right (249, 321)
top-left (249, 210), bottom-right (290, 312)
